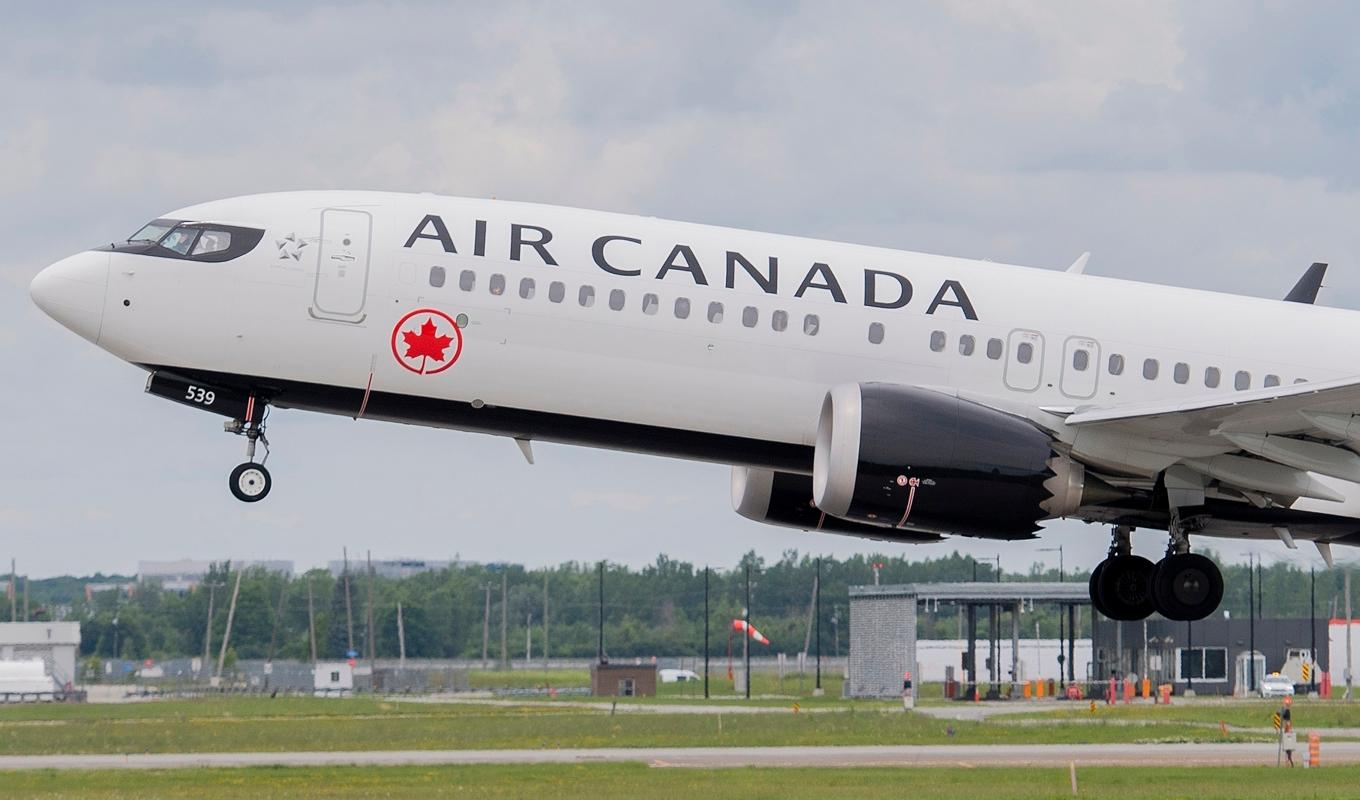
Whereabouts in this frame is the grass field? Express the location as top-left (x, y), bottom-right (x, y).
top-left (0, 696), bottom-right (1271, 755)
top-left (1011, 698), bottom-right (1360, 730)
top-left (2, 764), bottom-right (1357, 799)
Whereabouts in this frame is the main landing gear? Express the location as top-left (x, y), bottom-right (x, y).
top-left (1088, 523), bottom-right (1224, 622)
top-left (225, 406), bottom-right (271, 503)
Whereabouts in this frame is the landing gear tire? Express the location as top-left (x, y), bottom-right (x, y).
top-left (1088, 561), bottom-right (1111, 618)
top-left (1095, 555), bottom-right (1156, 621)
top-left (229, 462), bottom-right (272, 503)
top-left (1151, 553), bottom-right (1223, 621)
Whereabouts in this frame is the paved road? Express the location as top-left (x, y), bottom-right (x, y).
top-left (1, 741), bottom-right (1351, 771)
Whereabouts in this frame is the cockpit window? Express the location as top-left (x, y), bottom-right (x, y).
top-left (129, 219), bottom-right (177, 244)
top-left (109, 220), bottom-right (265, 263)
top-left (161, 228), bottom-right (199, 255)
top-left (191, 230), bottom-right (232, 256)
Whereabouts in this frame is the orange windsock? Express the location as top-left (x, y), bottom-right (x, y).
top-left (732, 619), bottom-right (770, 645)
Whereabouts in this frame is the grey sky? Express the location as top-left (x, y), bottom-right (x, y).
top-left (2, 2), bottom-right (1356, 577)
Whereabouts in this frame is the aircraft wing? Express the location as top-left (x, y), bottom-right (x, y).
top-left (1063, 375), bottom-right (1360, 511)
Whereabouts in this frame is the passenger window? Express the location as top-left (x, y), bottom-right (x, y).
top-left (1017, 342), bottom-right (1033, 364)
top-left (675, 298), bottom-right (691, 319)
top-left (1108, 354), bottom-right (1124, 375)
top-left (742, 306), bottom-right (758, 328)
top-left (191, 230), bottom-right (231, 255)
top-left (868, 322), bottom-right (885, 344)
top-left (1205, 367), bottom-right (1221, 388)
top-left (1264, 374), bottom-right (1280, 388)
top-left (548, 281), bottom-right (565, 303)
top-left (929, 331), bottom-right (946, 352)
top-left (771, 310), bottom-right (788, 332)
top-left (459, 270), bottom-right (475, 291)
top-left (579, 285), bottom-right (596, 308)
top-left (642, 293), bottom-right (659, 315)
top-left (1174, 363), bottom-right (1189, 384)
top-left (959, 335), bottom-right (975, 356)
top-left (1072, 350), bottom-right (1089, 371)
top-left (707, 302), bottom-right (724, 323)
top-left (519, 277), bottom-right (535, 299)
top-left (609, 289), bottom-right (626, 311)
top-left (803, 314), bottom-right (820, 336)
top-left (1143, 359), bottom-right (1159, 380)
top-left (1235, 371), bottom-right (1251, 390)
top-left (489, 273), bottom-right (505, 296)
top-left (429, 266), bottom-right (446, 288)
top-left (986, 338), bottom-right (1003, 360)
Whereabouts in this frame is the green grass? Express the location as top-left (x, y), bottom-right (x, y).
top-left (466, 667), bottom-right (852, 702)
top-left (2, 764), bottom-right (1358, 799)
top-left (0, 697), bottom-right (1269, 755)
top-left (1010, 698), bottom-right (1360, 730)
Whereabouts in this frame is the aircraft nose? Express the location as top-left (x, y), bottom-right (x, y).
top-left (30, 250), bottom-right (110, 344)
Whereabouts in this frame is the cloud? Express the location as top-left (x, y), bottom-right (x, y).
top-left (2, 2), bottom-right (1358, 576)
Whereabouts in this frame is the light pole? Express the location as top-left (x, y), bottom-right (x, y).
top-left (1039, 546), bottom-right (1064, 582)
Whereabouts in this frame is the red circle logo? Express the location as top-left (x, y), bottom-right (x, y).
top-left (391, 308), bottom-right (463, 375)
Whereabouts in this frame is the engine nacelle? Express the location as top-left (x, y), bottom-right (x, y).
top-left (732, 467), bottom-right (942, 543)
top-left (812, 383), bottom-right (1087, 539)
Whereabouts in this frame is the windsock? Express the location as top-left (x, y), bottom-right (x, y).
top-left (732, 619), bottom-right (770, 645)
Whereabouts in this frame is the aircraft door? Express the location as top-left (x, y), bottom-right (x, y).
top-left (310, 208), bottom-right (372, 323)
top-left (1060, 337), bottom-right (1100, 399)
top-left (1003, 329), bottom-right (1044, 392)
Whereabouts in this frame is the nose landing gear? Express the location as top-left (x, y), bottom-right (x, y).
top-left (225, 403), bottom-right (271, 503)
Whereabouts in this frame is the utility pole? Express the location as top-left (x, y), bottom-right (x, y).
top-left (1346, 569), bottom-right (1353, 701)
top-left (397, 601), bottom-right (407, 668)
top-left (307, 576), bottom-right (317, 665)
top-left (1249, 554), bottom-right (1256, 694)
top-left (525, 611), bottom-right (532, 663)
top-left (1311, 567), bottom-right (1318, 695)
top-left (815, 557), bottom-right (822, 693)
top-left (703, 566), bottom-right (710, 699)
top-left (542, 570), bottom-right (550, 672)
top-left (500, 571), bottom-right (508, 670)
top-left (744, 563), bottom-right (752, 700)
top-left (216, 567), bottom-right (243, 679)
top-left (266, 576), bottom-right (289, 666)
top-left (201, 581), bottom-right (216, 681)
top-left (366, 551), bottom-right (376, 665)
top-left (9, 559), bottom-right (15, 621)
top-left (481, 585), bottom-right (491, 668)
top-left (343, 548), bottom-right (355, 657)
top-left (597, 561), bottom-right (605, 663)
top-left (23, 577), bottom-right (28, 622)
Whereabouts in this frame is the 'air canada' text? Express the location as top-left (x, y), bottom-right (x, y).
top-left (402, 213), bottom-right (979, 320)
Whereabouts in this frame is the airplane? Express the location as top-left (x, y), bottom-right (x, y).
top-left (28, 190), bottom-right (1360, 624)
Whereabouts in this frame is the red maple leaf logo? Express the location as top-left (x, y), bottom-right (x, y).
top-left (402, 317), bottom-right (454, 364)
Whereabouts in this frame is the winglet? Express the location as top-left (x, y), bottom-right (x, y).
top-left (1066, 252), bottom-right (1091, 274)
top-left (1284, 262), bottom-right (1328, 304)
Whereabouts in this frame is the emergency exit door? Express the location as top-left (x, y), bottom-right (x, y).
top-left (1060, 337), bottom-right (1100, 399)
top-left (1003, 329), bottom-right (1044, 392)
top-left (311, 208), bottom-right (372, 322)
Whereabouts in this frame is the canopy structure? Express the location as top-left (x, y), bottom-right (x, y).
top-left (847, 582), bottom-right (1090, 699)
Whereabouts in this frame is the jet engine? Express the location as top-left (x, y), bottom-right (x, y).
top-left (811, 383), bottom-right (1102, 539)
top-left (732, 467), bottom-right (943, 543)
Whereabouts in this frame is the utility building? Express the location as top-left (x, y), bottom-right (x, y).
top-left (0, 622), bottom-right (81, 691)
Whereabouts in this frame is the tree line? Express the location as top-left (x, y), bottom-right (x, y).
top-left (13, 549), bottom-right (1353, 663)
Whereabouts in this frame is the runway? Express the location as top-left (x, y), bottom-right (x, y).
top-left (1, 741), bottom-right (1351, 770)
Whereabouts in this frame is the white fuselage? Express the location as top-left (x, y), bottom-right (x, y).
top-left (32, 190), bottom-right (1360, 526)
